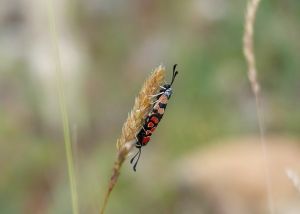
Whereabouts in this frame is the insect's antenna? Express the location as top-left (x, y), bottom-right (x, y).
top-left (170, 64), bottom-right (179, 86)
top-left (131, 148), bottom-right (141, 171)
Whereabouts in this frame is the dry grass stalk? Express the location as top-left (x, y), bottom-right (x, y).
top-left (100, 65), bottom-right (166, 214)
top-left (243, 0), bottom-right (261, 95)
top-left (243, 0), bottom-right (275, 214)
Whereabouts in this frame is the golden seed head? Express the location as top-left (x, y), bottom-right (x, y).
top-left (116, 65), bottom-right (166, 152)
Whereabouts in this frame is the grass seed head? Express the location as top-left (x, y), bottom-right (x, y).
top-left (116, 65), bottom-right (166, 153)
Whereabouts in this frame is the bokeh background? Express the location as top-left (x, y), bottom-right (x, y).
top-left (1, 0), bottom-right (300, 213)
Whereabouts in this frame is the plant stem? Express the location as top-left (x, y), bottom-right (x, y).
top-left (46, 1), bottom-right (79, 214)
top-left (243, 0), bottom-right (274, 213)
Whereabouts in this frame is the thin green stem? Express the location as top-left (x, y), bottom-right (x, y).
top-left (46, 1), bottom-right (79, 214)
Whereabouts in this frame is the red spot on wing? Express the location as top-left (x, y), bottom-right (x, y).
top-left (151, 116), bottom-right (159, 124)
top-left (142, 136), bottom-right (151, 145)
top-left (158, 108), bottom-right (164, 114)
top-left (150, 127), bottom-right (156, 132)
top-left (159, 95), bottom-right (168, 104)
top-left (148, 122), bottom-right (154, 128)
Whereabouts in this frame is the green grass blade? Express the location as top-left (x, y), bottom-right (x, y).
top-left (45, 1), bottom-right (79, 214)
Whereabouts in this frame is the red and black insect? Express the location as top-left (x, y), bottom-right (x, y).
top-left (130, 64), bottom-right (179, 171)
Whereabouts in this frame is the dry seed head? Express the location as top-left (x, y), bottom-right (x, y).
top-left (243, 0), bottom-right (261, 94)
top-left (116, 65), bottom-right (166, 152)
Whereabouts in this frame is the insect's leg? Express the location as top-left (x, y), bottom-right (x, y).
top-left (132, 147), bottom-right (142, 171)
top-left (149, 92), bottom-right (164, 98)
top-left (130, 148), bottom-right (140, 164)
top-left (151, 99), bottom-right (160, 105)
top-left (160, 85), bottom-right (166, 90)
top-left (130, 137), bottom-right (141, 164)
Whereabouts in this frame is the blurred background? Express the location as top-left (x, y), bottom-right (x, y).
top-left (1, 0), bottom-right (300, 213)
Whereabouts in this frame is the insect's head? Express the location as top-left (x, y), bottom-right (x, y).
top-left (162, 64), bottom-right (179, 89)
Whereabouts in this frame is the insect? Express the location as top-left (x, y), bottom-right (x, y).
top-left (130, 64), bottom-right (179, 171)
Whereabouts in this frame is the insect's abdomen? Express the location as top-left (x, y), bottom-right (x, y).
top-left (137, 94), bottom-right (169, 146)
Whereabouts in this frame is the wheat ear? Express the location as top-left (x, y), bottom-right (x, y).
top-left (100, 65), bottom-right (166, 214)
